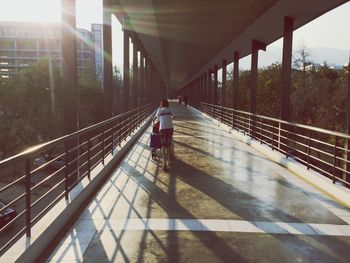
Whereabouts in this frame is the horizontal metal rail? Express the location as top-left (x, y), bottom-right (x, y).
top-left (0, 102), bottom-right (157, 256)
top-left (200, 102), bottom-right (350, 188)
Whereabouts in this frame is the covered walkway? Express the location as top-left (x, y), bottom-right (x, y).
top-left (46, 101), bottom-right (350, 262)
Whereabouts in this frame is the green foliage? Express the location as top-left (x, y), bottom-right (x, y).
top-left (225, 69), bottom-right (250, 111)
top-left (291, 63), bottom-right (347, 131)
top-left (0, 60), bottom-right (63, 157)
top-left (78, 61), bottom-right (104, 128)
top-left (257, 63), bottom-right (281, 117)
top-left (112, 66), bottom-right (124, 114)
top-left (226, 63), bottom-right (281, 115)
top-left (225, 61), bottom-right (348, 133)
top-left (0, 60), bottom-right (108, 158)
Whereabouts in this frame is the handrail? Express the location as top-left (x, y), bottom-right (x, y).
top-left (0, 109), bottom-right (141, 167)
top-left (0, 102), bottom-right (157, 256)
top-left (201, 102), bottom-right (350, 139)
top-left (200, 102), bottom-right (350, 189)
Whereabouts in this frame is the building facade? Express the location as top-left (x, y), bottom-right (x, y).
top-left (91, 23), bottom-right (103, 82)
top-left (0, 22), bottom-right (102, 79)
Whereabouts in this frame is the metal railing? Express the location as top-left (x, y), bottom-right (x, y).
top-left (0, 102), bottom-right (156, 256)
top-left (201, 102), bottom-right (350, 188)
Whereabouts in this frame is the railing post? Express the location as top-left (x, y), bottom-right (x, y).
top-left (278, 122), bottom-right (282, 150)
top-left (345, 137), bottom-right (350, 183)
top-left (64, 146), bottom-right (69, 199)
top-left (111, 119), bottom-right (115, 152)
top-left (271, 124), bottom-right (275, 150)
top-left (332, 136), bottom-right (338, 184)
top-left (136, 109), bottom-right (141, 127)
top-left (220, 106), bottom-right (224, 123)
top-left (231, 110), bottom-right (235, 130)
top-left (118, 120), bottom-right (121, 146)
top-left (87, 138), bottom-right (91, 180)
top-left (125, 114), bottom-right (129, 141)
top-left (260, 117), bottom-right (263, 144)
top-left (25, 158), bottom-right (31, 237)
top-left (307, 130), bottom-right (311, 170)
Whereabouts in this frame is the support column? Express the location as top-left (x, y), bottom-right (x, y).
top-left (250, 39), bottom-right (266, 137)
top-left (140, 51), bottom-right (145, 104)
top-left (207, 69), bottom-right (212, 104)
top-left (145, 57), bottom-right (150, 102)
top-left (154, 69), bottom-right (158, 100)
top-left (196, 78), bottom-right (199, 104)
top-left (232, 51), bottom-right (239, 110)
top-left (232, 51), bottom-right (240, 129)
top-left (123, 28), bottom-right (130, 111)
top-left (61, 0), bottom-right (78, 184)
top-left (280, 17), bottom-right (294, 156)
top-left (347, 57), bottom-right (350, 133)
top-left (150, 64), bottom-right (154, 101)
top-left (250, 40), bottom-right (266, 114)
top-left (155, 72), bottom-right (159, 99)
top-left (221, 59), bottom-right (227, 107)
top-left (200, 75), bottom-right (203, 103)
top-left (132, 38), bottom-right (139, 108)
top-left (103, 0), bottom-right (113, 118)
top-left (61, 0), bottom-right (78, 134)
top-left (345, 57), bottom-right (350, 182)
top-left (213, 65), bottom-right (218, 105)
top-left (203, 72), bottom-right (207, 103)
top-left (162, 77), bottom-right (166, 98)
top-left (281, 17), bottom-right (293, 121)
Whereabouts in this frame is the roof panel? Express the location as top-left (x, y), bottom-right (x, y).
top-left (115, 0), bottom-right (348, 92)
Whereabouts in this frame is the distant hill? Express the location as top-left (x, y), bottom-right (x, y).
top-left (238, 46), bottom-right (349, 70)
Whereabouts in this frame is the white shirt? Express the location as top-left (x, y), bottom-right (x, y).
top-left (156, 107), bottom-right (173, 130)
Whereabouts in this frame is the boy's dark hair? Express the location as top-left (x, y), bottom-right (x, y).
top-left (161, 99), bottom-right (169, 107)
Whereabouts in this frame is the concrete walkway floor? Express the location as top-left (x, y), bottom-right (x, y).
top-left (47, 102), bottom-right (350, 263)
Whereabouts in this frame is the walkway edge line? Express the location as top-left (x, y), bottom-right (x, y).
top-left (189, 105), bottom-right (350, 208)
top-left (12, 115), bottom-right (154, 263)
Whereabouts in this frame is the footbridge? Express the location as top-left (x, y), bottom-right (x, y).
top-left (1, 0), bottom-right (350, 262)
top-left (2, 102), bottom-right (350, 262)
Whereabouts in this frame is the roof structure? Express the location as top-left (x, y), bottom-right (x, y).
top-left (111, 0), bottom-right (348, 92)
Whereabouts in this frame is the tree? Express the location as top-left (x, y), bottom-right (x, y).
top-left (237, 70), bottom-right (250, 111)
top-left (78, 61), bottom-right (104, 128)
top-left (257, 63), bottom-right (281, 117)
top-left (293, 43), bottom-right (312, 71)
top-left (112, 65), bottom-right (125, 114)
top-left (0, 60), bottom-right (63, 157)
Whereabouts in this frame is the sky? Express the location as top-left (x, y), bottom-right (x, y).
top-left (0, 0), bottom-right (349, 69)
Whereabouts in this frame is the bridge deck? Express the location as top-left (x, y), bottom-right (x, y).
top-left (48, 102), bottom-right (350, 262)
